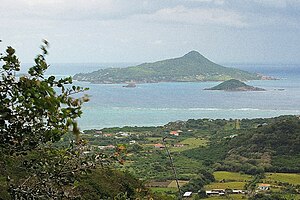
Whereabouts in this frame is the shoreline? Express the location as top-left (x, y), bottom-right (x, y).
top-left (79, 114), bottom-right (300, 131)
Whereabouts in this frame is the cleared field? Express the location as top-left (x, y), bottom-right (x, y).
top-left (167, 180), bottom-right (189, 188)
top-left (150, 187), bottom-right (177, 193)
top-left (204, 182), bottom-right (246, 190)
top-left (264, 173), bottom-right (300, 185)
top-left (170, 138), bottom-right (208, 152)
top-left (214, 171), bottom-right (253, 182)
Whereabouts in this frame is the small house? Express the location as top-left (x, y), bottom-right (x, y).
top-left (206, 191), bottom-right (219, 196)
top-left (183, 191), bottom-right (192, 199)
top-left (258, 184), bottom-right (270, 190)
top-left (154, 143), bottom-right (165, 149)
top-left (129, 140), bottom-right (136, 144)
top-left (170, 131), bottom-right (179, 136)
top-left (173, 144), bottom-right (185, 147)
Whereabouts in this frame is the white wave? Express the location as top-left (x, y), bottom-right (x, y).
top-left (110, 107), bottom-right (299, 112)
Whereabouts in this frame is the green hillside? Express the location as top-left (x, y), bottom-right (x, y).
top-left (206, 79), bottom-right (265, 91)
top-left (183, 116), bottom-right (300, 174)
top-left (73, 51), bottom-right (261, 83)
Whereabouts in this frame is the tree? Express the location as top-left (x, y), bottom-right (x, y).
top-left (0, 40), bottom-right (93, 198)
top-left (0, 41), bottom-right (152, 199)
top-left (0, 40), bottom-right (88, 154)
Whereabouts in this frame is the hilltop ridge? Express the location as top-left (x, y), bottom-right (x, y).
top-left (73, 51), bottom-right (263, 84)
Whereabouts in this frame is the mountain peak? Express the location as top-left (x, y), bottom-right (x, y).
top-left (183, 50), bottom-right (202, 57)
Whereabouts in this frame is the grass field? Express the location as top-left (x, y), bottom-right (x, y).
top-left (263, 173), bottom-right (300, 185)
top-left (213, 171), bottom-right (253, 182)
top-left (150, 187), bottom-right (178, 193)
top-left (170, 138), bottom-right (208, 152)
top-left (167, 180), bottom-right (189, 188)
top-left (204, 182), bottom-right (246, 190)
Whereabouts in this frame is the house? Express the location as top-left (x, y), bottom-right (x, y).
top-left (173, 143), bottom-right (185, 147)
top-left (154, 143), bottom-right (165, 149)
top-left (183, 191), bottom-right (192, 199)
top-left (258, 184), bottom-right (270, 190)
top-left (232, 189), bottom-right (244, 194)
top-left (129, 140), bottom-right (136, 144)
top-left (206, 191), bottom-right (220, 196)
top-left (120, 133), bottom-right (129, 137)
top-left (206, 189), bottom-right (226, 196)
top-left (170, 131), bottom-right (179, 136)
top-left (212, 189), bottom-right (225, 194)
top-left (98, 145), bottom-right (115, 150)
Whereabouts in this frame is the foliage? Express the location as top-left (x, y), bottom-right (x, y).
top-left (0, 41), bottom-right (148, 199)
top-left (182, 116), bottom-right (300, 174)
top-left (0, 41), bottom-right (93, 199)
top-left (181, 170), bottom-right (215, 192)
top-left (77, 168), bottom-right (147, 199)
top-left (0, 41), bottom-right (88, 154)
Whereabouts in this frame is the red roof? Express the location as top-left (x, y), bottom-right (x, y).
top-left (154, 143), bottom-right (165, 148)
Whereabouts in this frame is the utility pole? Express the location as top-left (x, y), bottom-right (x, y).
top-left (162, 137), bottom-right (182, 200)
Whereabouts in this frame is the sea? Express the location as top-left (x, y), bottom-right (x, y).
top-left (21, 63), bottom-right (300, 130)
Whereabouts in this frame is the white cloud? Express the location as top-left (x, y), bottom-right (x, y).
top-left (137, 6), bottom-right (247, 27)
top-left (0, 0), bottom-right (149, 20)
top-left (185, 0), bottom-right (225, 5)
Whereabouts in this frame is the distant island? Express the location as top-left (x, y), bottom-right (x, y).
top-left (205, 79), bottom-right (266, 91)
top-left (73, 51), bottom-right (270, 84)
top-left (123, 82), bottom-right (136, 88)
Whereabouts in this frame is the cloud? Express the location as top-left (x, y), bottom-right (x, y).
top-left (137, 6), bottom-right (247, 27)
top-left (186, 0), bottom-right (225, 5)
top-left (250, 0), bottom-right (300, 9)
top-left (253, 0), bottom-right (287, 8)
top-left (0, 0), bottom-right (153, 20)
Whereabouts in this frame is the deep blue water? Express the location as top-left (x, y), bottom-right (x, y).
top-left (20, 63), bottom-right (300, 130)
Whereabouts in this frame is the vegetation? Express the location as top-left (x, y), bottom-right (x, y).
top-left (1, 41), bottom-right (299, 199)
top-left (213, 171), bottom-right (253, 182)
top-left (205, 79), bottom-right (265, 91)
top-left (263, 173), bottom-right (300, 185)
top-left (0, 42), bottom-right (153, 199)
top-left (73, 51), bottom-right (261, 84)
top-left (80, 115), bottom-right (300, 198)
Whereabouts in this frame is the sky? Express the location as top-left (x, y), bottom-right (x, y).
top-left (1, 0), bottom-right (300, 64)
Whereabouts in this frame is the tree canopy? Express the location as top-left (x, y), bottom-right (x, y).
top-left (0, 41), bottom-right (149, 199)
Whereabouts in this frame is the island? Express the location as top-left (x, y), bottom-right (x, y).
top-left (205, 79), bottom-right (266, 91)
top-left (123, 82), bottom-right (136, 88)
top-left (73, 51), bottom-right (268, 84)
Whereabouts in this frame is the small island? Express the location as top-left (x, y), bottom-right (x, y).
top-left (205, 79), bottom-right (265, 91)
top-left (123, 82), bottom-right (137, 88)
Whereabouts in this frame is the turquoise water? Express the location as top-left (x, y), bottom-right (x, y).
top-left (76, 79), bottom-right (300, 129)
top-left (22, 63), bottom-right (300, 129)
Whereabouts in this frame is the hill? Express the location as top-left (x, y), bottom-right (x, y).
top-left (205, 79), bottom-right (265, 91)
top-left (73, 51), bottom-right (262, 84)
top-left (183, 116), bottom-right (300, 174)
